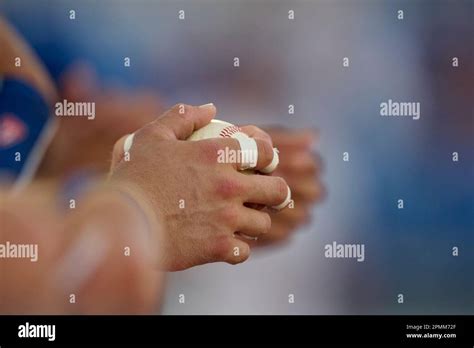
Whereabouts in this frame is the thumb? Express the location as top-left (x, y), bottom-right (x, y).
top-left (152, 103), bottom-right (216, 140)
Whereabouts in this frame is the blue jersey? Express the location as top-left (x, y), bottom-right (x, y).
top-left (0, 77), bottom-right (55, 188)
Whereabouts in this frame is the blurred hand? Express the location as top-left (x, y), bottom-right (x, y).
top-left (38, 62), bottom-right (165, 177)
top-left (109, 104), bottom-right (290, 271)
top-left (253, 127), bottom-right (324, 246)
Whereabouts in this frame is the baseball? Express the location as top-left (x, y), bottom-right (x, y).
top-left (187, 119), bottom-right (279, 174)
top-left (187, 119), bottom-right (291, 211)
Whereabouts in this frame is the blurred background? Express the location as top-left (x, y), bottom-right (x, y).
top-left (1, 0), bottom-right (472, 314)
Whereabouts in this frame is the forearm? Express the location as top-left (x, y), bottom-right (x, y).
top-left (0, 17), bottom-right (57, 104)
top-left (0, 182), bottom-right (162, 314)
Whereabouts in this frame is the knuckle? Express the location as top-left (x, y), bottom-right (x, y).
top-left (220, 206), bottom-right (240, 228)
top-left (259, 129), bottom-right (273, 144)
top-left (211, 235), bottom-right (232, 261)
top-left (198, 140), bottom-right (220, 163)
top-left (144, 122), bottom-right (173, 140)
top-left (245, 125), bottom-right (259, 134)
top-left (216, 177), bottom-right (243, 199)
top-left (171, 103), bottom-right (192, 117)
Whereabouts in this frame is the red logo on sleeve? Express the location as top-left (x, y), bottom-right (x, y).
top-left (0, 113), bottom-right (28, 148)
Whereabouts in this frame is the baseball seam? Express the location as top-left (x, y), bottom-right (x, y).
top-left (219, 125), bottom-right (241, 138)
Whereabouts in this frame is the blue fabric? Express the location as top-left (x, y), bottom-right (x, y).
top-left (0, 78), bottom-right (50, 179)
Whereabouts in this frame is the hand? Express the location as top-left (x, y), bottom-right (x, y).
top-left (38, 62), bottom-right (165, 177)
top-left (252, 127), bottom-right (325, 246)
top-left (108, 103), bottom-right (290, 271)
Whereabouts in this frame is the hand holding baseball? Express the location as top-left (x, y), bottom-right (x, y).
top-left (108, 103), bottom-right (291, 270)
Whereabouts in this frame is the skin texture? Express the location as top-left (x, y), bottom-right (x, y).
top-left (108, 103), bottom-right (290, 271)
top-left (0, 184), bottom-right (163, 314)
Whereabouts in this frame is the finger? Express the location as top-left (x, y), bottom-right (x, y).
top-left (243, 175), bottom-right (290, 208)
top-left (284, 177), bottom-right (325, 202)
top-left (256, 222), bottom-right (294, 246)
top-left (269, 204), bottom-right (312, 229)
top-left (236, 207), bottom-right (271, 237)
top-left (152, 103), bottom-right (216, 140)
top-left (213, 137), bottom-right (275, 172)
top-left (240, 125), bottom-right (280, 173)
top-left (239, 125), bottom-right (273, 146)
top-left (224, 238), bottom-right (250, 265)
top-left (277, 151), bottom-right (321, 174)
top-left (269, 128), bottom-right (318, 149)
top-left (254, 208), bottom-right (312, 246)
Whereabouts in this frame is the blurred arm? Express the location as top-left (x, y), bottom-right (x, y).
top-left (0, 182), bottom-right (163, 314)
top-left (0, 17), bottom-right (57, 104)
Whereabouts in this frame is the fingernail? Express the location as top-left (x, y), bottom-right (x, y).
top-left (198, 103), bottom-right (215, 109)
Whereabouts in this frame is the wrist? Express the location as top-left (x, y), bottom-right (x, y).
top-left (105, 178), bottom-right (161, 234)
